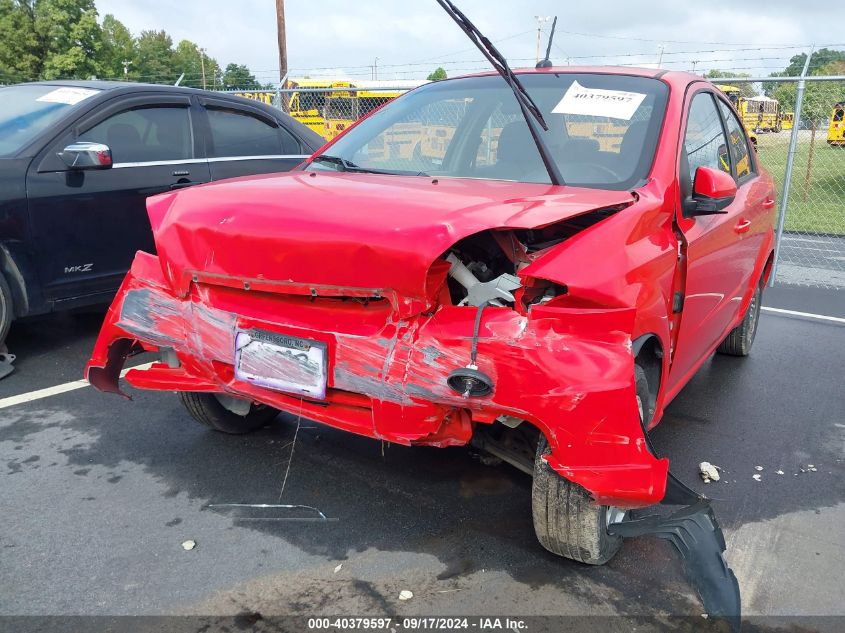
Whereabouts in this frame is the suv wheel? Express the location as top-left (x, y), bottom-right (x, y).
top-left (0, 273), bottom-right (13, 349)
top-left (717, 281), bottom-right (762, 357)
top-left (531, 364), bottom-right (649, 565)
top-left (178, 392), bottom-right (278, 434)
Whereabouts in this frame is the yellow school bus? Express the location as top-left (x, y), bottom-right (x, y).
top-left (322, 80), bottom-right (428, 141)
top-left (715, 86), bottom-right (786, 133)
top-left (828, 101), bottom-right (845, 146)
top-left (232, 91), bottom-right (275, 106)
top-left (715, 84), bottom-right (741, 107)
top-left (286, 79), bottom-right (356, 136)
top-left (738, 95), bottom-right (781, 133)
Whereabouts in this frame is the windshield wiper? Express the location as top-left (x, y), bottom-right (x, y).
top-left (311, 154), bottom-right (428, 177)
top-left (311, 154), bottom-right (358, 171)
top-left (434, 0), bottom-right (564, 186)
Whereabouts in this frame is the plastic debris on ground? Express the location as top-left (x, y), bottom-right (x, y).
top-left (698, 462), bottom-right (721, 483)
top-left (181, 540), bottom-right (196, 551)
top-left (398, 590), bottom-right (413, 601)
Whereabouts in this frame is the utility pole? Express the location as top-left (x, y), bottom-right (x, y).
top-left (196, 47), bottom-right (207, 90)
top-left (121, 60), bottom-right (132, 78)
top-left (372, 57), bottom-right (379, 80)
top-left (276, 0), bottom-right (288, 87)
top-left (657, 45), bottom-right (665, 67)
top-left (534, 16), bottom-right (550, 64)
top-left (691, 60), bottom-right (699, 73)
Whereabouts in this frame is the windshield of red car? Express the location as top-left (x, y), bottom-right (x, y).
top-left (309, 73), bottom-right (669, 190)
top-left (0, 84), bottom-right (101, 157)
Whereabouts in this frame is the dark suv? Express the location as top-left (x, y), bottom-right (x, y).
top-left (0, 81), bottom-right (324, 350)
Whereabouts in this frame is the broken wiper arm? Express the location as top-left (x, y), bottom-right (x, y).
top-left (311, 154), bottom-right (427, 177)
top-left (311, 154), bottom-right (357, 171)
top-left (434, 0), bottom-right (564, 186)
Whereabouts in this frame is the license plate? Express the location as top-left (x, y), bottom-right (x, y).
top-left (234, 329), bottom-right (327, 399)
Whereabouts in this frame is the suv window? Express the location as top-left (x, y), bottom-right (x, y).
top-left (206, 108), bottom-right (282, 157)
top-left (683, 92), bottom-right (731, 177)
top-left (79, 106), bottom-right (192, 163)
top-left (717, 100), bottom-right (754, 180)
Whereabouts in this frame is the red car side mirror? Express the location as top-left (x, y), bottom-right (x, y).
top-left (686, 166), bottom-right (737, 216)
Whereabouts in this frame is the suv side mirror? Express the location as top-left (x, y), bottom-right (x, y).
top-left (58, 142), bottom-right (113, 170)
top-left (685, 166), bottom-right (736, 216)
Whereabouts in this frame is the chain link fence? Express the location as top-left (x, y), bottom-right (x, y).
top-left (228, 77), bottom-right (845, 289)
top-left (715, 76), bottom-right (845, 288)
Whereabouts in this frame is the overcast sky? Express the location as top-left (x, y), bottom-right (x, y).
top-left (97, 1), bottom-right (841, 83)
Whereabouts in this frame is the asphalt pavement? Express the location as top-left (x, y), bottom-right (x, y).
top-left (1, 285), bottom-right (843, 632)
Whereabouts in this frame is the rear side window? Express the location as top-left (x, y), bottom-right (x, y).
top-left (206, 108), bottom-right (283, 157)
top-left (683, 93), bottom-right (731, 177)
top-left (718, 100), bottom-right (754, 180)
top-left (79, 106), bottom-right (192, 163)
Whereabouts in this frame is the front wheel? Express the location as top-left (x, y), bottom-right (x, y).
top-left (531, 438), bottom-right (624, 565)
top-left (178, 392), bottom-right (278, 434)
top-left (0, 272), bottom-right (13, 349)
top-left (531, 365), bottom-right (649, 564)
top-left (717, 281), bottom-right (762, 356)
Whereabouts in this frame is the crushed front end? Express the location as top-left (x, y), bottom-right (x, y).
top-left (86, 175), bottom-right (668, 508)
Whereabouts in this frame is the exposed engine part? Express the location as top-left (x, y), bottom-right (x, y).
top-left (446, 252), bottom-right (521, 306)
top-left (447, 365), bottom-right (494, 397)
top-left (159, 346), bottom-right (180, 368)
top-left (496, 414), bottom-right (523, 429)
top-left (470, 422), bottom-right (539, 475)
top-left (447, 301), bottom-right (495, 397)
top-left (215, 394), bottom-right (252, 416)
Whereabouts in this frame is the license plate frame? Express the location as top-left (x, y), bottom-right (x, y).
top-left (234, 329), bottom-right (327, 400)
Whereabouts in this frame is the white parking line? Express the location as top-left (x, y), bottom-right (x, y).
top-left (0, 362), bottom-right (154, 411)
top-left (762, 307), bottom-right (845, 324)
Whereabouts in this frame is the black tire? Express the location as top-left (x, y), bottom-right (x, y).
top-left (532, 436), bottom-right (623, 564)
top-left (0, 272), bottom-right (13, 349)
top-left (531, 364), bottom-right (649, 565)
top-left (178, 392), bottom-right (278, 434)
top-left (717, 282), bottom-right (762, 357)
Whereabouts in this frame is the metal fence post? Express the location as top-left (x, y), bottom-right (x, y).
top-left (770, 46), bottom-right (814, 287)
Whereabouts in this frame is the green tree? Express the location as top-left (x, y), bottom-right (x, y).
top-left (427, 66), bottom-right (447, 81)
top-left (0, 0), bottom-right (103, 82)
top-left (172, 39), bottom-right (220, 88)
top-left (0, 0), bottom-right (40, 82)
top-left (783, 48), bottom-right (845, 76)
top-left (134, 29), bottom-right (175, 84)
top-left (100, 13), bottom-right (136, 79)
top-left (221, 63), bottom-right (260, 89)
top-left (37, 0), bottom-right (103, 79)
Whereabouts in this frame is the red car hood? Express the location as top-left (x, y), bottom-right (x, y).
top-left (147, 171), bottom-right (633, 313)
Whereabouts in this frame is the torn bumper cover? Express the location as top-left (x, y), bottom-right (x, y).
top-left (86, 250), bottom-right (668, 508)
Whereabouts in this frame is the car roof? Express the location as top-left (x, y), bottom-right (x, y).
top-left (21, 79), bottom-right (251, 97)
top-left (7, 80), bottom-right (325, 155)
top-left (455, 65), bottom-right (704, 89)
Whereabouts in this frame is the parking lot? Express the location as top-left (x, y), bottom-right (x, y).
top-left (1, 285), bottom-right (843, 632)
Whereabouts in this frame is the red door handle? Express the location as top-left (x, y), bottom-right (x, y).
top-left (734, 218), bottom-right (752, 233)
top-left (762, 198), bottom-right (775, 209)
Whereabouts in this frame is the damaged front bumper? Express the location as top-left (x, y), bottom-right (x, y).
top-left (86, 251), bottom-right (668, 508)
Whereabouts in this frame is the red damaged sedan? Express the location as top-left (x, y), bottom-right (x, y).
top-left (86, 67), bottom-right (775, 568)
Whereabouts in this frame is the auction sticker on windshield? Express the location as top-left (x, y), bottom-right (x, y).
top-left (552, 80), bottom-right (646, 120)
top-left (234, 330), bottom-right (327, 399)
top-left (36, 87), bottom-right (100, 105)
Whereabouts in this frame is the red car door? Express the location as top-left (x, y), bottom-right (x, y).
top-left (667, 89), bottom-right (757, 393)
top-left (716, 97), bottom-right (775, 296)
